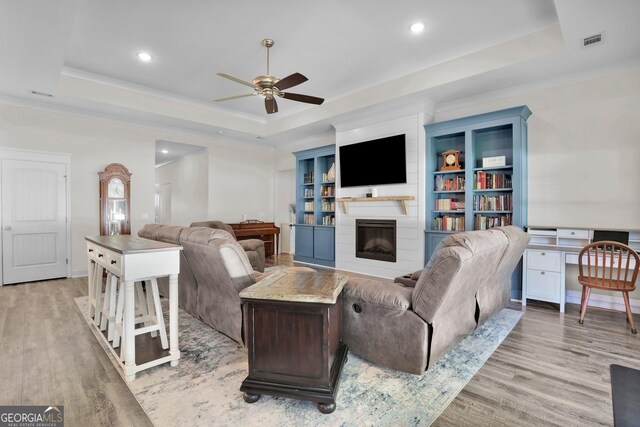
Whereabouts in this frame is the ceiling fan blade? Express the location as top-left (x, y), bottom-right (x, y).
top-left (282, 92), bottom-right (324, 105)
top-left (265, 97), bottom-right (278, 114)
top-left (217, 72), bottom-right (256, 88)
top-left (214, 93), bottom-right (255, 102)
top-left (274, 73), bottom-right (308, 91)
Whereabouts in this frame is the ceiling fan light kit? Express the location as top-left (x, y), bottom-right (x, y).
top-left (215, 38), bottom-right (324, 114)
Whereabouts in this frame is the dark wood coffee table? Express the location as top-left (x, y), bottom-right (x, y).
top-left (239, 269), bottom-right (348, 414)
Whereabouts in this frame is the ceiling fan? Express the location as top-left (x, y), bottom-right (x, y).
top-left (215, 38), bottom-right (324, 114)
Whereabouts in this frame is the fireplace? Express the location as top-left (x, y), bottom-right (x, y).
top-left (356, 219), bottom-right (397, 263)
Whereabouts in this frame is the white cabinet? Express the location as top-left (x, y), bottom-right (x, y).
top-left (522, 248), bottom-right (564, 312)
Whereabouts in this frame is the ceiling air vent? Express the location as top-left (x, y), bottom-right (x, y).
top-left (31, 90), bottom-right (54, 97)
top-left (582, 33), bottom-right (604, 48)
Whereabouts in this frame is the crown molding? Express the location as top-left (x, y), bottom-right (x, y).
top-left (61, 67), bottom-right (266, 124)
top-left (436, 58), bottom-right (640, 114)
top-left (0, 94), bottom-right (269, 147)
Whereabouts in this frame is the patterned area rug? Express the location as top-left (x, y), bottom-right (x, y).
top-left (75, 297), bottom-right (522, 426)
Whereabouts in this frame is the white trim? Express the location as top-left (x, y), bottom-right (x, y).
top-left (0, 148), bottom-right (72, 285)
top-left (566, 290), bottom-right (640, 315)
top-left (61, 66), bottom-right (266, 124)
top-left (72, 269), bottom-right (89, 278)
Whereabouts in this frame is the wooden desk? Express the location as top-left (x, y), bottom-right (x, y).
top-left (523, 226), bottom-right (640, 313)
top-left (239, 270), bottom-right (348, 414)
top-left (229, 221), bottom-right (280, 257)
top-left (85, 235), bottom-right (182, 381)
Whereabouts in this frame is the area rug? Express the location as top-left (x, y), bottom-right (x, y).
top-left (75, 297), bottom-right (522, 426)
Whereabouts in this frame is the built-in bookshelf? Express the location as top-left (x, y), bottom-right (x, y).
top-left (425, 106), bottom-right (531, 297)
top-left (292, 145), bottom-right (336, 267)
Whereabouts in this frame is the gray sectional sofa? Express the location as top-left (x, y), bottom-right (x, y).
top-left (190, 220), bottom-right (265, 272)
top-left (139, 224), bottom-right (262, 345)
top-left (342, 226), bottom-right (529, 374)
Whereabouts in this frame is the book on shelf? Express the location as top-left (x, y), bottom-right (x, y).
top-left (322, 214), bottom-right (335, 226)
top-left (303, 171), bottom-right (314, 184)
top-left (321, 200), bottom-right (335, 211)
top-left (304, 188), bottom-right (314, 197)
top-left (320, 185), bottom-right (334, 196)
top-left (474, 213), bottom-right (512, 230)
top-left (435, 174), bottom-right (465, 191)
top-left (435, 198), bottom-right (465, 211)
top-left (433, 215), bottom-right (465, 231)
top-left (473, 171), bottom-right (512, 189)
top-left (304, 201), bottom-right (315, 211)
top-left (473, 194), bottom-right (512, 211)
top-left (303, 214), bottom-right (315, 225)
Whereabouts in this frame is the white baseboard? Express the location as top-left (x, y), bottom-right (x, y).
top-left (566, 290), bottom-right (640, 314)
top-left (72, 269), bottom-right (88, 278)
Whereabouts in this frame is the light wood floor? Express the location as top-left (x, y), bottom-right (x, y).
top-left (0, 254), bottom-right (637, 426)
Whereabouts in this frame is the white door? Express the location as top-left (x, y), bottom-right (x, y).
top-left (1, 159), bottom-right (68, 284)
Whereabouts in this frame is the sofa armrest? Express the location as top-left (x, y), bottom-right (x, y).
top-left (238, 239), bottom-right (264, 252)
top-left (344, 278), bottom-right (413, 310)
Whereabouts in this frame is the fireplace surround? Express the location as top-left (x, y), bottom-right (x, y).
top-left (355, 219), bottom-right (397, 262)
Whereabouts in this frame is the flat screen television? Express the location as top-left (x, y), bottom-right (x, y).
top-left (339, 134), bottom-right (406, 187)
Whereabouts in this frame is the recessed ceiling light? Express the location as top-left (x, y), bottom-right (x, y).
top-left (137, 52), bottom-right (153, 62)
top-left (161, 149), bottom-right (168, 154)
top-left (410, 22), bottom-right (425, 34)
top-left (217, 131), bottom-right (224, 134)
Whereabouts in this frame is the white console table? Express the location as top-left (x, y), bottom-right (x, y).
top-left (522, 227), bottom-right (640, 313)
top-left (85, 235), bottom-right (182, 381)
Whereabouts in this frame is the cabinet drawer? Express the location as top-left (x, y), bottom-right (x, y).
top-left (526, 250), bottom-right (561, 272)
top-left (105, 250), bottom-right (123, 277)
top-left (526, 270), bottom-right (561, 301)
top-left (87, 242), bottom-right (99, 261)
top-left (557, 229), bottom-right (589, 239)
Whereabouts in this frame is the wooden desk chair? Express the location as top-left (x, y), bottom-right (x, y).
top-left (578, 241), bottom-right (639, 333)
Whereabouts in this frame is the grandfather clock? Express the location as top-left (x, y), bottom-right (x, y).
top-left (98, 163), bottom-right (132, 236)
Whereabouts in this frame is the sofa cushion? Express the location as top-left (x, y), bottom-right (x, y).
top-left (210, 232), bottom-right (256, 292)
top-left (345, 278), bottom-right (413, 310)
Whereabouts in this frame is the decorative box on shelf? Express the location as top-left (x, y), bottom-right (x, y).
top-left (482, 155), bottom-right (506, 168)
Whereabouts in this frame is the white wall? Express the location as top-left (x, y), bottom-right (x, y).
top-left (155, 149), bottom-right (208, 226)
top-left (0, 104), bottom-right (275, 276)
top-left (436, 67), bottom-right (640, 300)
top-left (334, 113), bottom-right (430, 279)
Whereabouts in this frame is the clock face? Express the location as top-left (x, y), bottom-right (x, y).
top-left (445, 154), bottom-right (456, 166)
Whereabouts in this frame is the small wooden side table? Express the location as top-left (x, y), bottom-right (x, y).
top-left (239, 269), bottom-right (348, 414)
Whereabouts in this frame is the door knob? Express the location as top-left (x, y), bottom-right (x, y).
top-left (3, 226), bottom-right (11, 231)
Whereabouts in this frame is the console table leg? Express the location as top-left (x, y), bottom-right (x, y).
top-left (123, 280), bottom-right (136, 381)
top-left (169, 273), bottom-right (180, 366)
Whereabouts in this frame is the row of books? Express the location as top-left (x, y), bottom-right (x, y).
top-left (303, 171), bottom-right (314, 184)
top-left (473, 194), bottom-right (512, 211)
top-left (435, 198), bottom-right (465, 211)
top-left (473, 172), bottom-right (512, 189)
top-left (321, 201), bottom-right (335, 212)
top-left (474, 214), bottom-right (512, 230)
top-left (303, 188), bottom-right (314, 197)
top-left (320, 185), bottom-right (335, 196)
top-left (321, 173), bottom-right (335, 183)
top-left (321, 215), bottom-right (335, 226)
top-left (433, 216), bottom-right (465, 231)
top-left (434, 175), bottom-right (465, 191)
top-left (303, 214), bottom-right (315, 225)
top-left (303, 201), bottom-right (314, 211)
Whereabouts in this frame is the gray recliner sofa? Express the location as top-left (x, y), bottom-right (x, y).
top-left (139, 224), bottom-right (264, 345)
top-left (342, 226), bottom-right (528, 374)
top-left (191, 220), bottom-right (265, 272)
